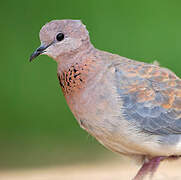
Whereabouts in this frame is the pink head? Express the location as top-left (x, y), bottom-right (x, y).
top-left (30, 19), bottom-right (90, 61)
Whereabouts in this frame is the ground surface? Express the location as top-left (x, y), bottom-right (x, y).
top-left (0, 157), bottom-right (181, 180)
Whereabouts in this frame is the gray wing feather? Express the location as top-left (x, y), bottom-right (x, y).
top-left (122, 95), bottom-right (181, 135)
top-left (114, 61), bottom-right (181, 135)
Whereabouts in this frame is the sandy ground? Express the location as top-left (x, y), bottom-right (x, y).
top-left (1, 158), bottom-right (181, 180)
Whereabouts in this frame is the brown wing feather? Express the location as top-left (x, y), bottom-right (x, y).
top-left (115, 59), bottom-right (181, 135)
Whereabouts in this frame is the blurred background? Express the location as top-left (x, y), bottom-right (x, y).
top-left (1, 0), bottom-right (181, 179)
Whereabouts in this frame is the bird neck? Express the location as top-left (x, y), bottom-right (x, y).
top-left (57, 44), bottom-right (101, 97)
top-left (57, 41), bottom-right (94, 70)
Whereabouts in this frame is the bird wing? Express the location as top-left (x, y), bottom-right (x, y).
top-left (114, 58), bottom-right (181, 135)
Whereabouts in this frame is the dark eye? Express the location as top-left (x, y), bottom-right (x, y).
top-left (56, 33), bottom-right (64, 41)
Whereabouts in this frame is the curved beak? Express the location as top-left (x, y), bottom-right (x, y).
top-left (29, 44), bottom-right (49, 62)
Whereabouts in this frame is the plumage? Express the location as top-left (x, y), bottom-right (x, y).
top-left (30, 19), bottom-right (181, 180)
top-left (114, 59), bottom-right (181, 136)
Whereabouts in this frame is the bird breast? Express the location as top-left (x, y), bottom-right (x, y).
top-left (58, 62), bottom-right (146, 155)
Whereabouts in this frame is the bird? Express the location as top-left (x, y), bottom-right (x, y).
top-left (30, 19), bottom-right (181, 180)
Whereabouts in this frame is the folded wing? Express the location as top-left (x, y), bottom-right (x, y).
top-left (114, 59), bottom-right (181, 135)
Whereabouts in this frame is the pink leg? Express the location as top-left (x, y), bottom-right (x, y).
top-left (133, 156), bottom-right (165, 180)
top-left (149, 156), bottom-right (165, 179)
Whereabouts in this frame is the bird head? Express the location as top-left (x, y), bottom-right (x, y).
top-left (30, 19), bottom-right (90, 62)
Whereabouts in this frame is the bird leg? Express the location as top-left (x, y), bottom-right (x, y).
top-left (148, 156), bottom-right (165, 179)
top-left (133, 156), bottom-right (165, 180)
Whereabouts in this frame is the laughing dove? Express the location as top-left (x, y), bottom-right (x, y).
top-left (30, 19), bottom-right (181, 180)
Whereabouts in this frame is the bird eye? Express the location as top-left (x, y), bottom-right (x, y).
top-left (56, 33), bottom-right (64, 41)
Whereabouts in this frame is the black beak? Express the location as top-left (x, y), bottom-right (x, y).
top-left (29, 44), bottom-right (48, 62)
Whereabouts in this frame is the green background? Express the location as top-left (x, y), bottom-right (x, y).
top-left (1, 0), bottom-right (181, 169)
